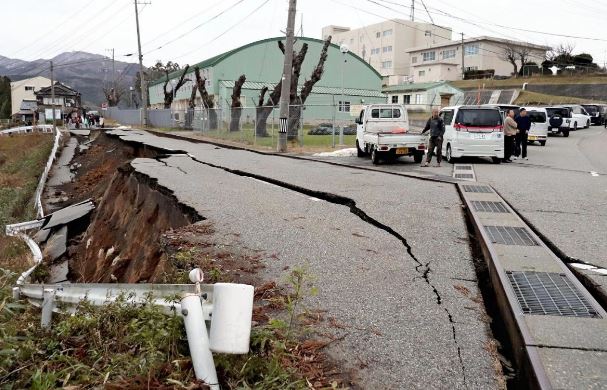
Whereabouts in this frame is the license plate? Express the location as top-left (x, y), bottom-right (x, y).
top-left (395, 147), bottom-right (409, 155)
top-left (528, 136), bottom-right (537, 140)
top-left (473, 134), bottom-right (487, 139)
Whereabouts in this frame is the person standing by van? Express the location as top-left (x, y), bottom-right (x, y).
top-left (514, 108), bottom-right (531, 160)
top-left (503, 109), bottom-right (518, 163)
top-left (421, 109), bottom-right (445, 167)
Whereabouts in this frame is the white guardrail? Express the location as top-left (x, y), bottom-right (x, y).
top-left (11, 271), bottom-right (254, 389)
top-left (0, 124), bottom-right (54, 136)
top-left (34, 129), bottom-right (62, 218)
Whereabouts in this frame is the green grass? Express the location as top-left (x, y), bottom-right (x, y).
top-left (514, 90), bottom-right (606, 105)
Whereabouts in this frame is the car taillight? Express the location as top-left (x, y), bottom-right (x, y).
top-left (454, 123), bottom-right (464, 131)
top-left (493, 126), bottom-right (502, 132)
top-left (418, 143), bottom-right (425, 150)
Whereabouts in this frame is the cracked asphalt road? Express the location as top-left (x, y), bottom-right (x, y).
top-left (110, 129), bottom-right (501, 388)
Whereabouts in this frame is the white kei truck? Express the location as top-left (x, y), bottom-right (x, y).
top-left (355, 104), bottom-right (427, 165)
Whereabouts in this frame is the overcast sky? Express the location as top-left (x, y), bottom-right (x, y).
top-left (1, 0), bottom-right (606, 68)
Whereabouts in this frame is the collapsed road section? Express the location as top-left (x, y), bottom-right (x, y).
top-left (101, 129), bottom-right (502, 388)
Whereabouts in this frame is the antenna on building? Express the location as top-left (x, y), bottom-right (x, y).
top-left (410, 0), bottom-right (414, 21)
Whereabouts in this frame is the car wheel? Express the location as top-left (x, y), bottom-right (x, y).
top-left (371, 147), bottom-right (380, 165)
top-left (586, 120), bottom-right (590, 128)
top-left (573, 122), bottom-right (578, 130)
top-left (492, 157), bottom-right (502, 164)
top-left (539, 140), bottom-right (546, 146)
top-left (356, 140), bottom-right (366, 157)
top-left (413, 152), bottom-right (423, 164)
top-left (446, 144), bottom-right (455, 163)
top-left (562, 130), bottom-right (570, 137)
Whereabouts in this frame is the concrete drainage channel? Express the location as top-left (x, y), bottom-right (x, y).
top-left (143, 130), bottom-right (606, 388)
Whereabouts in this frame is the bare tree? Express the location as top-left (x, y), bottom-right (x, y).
top-left (103, 86), bottom-right (125, 107)
top-left (194, 66), bottom-right (217, 129)
top-left (229, 74), bottom-right (246, 132)
top-left (500, 46), bottom-right (519, 76)
top-left (162, 65), bottom-right (190, 109)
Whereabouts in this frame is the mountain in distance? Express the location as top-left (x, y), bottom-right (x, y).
top-left (0, 51), bottom-right (140, 107)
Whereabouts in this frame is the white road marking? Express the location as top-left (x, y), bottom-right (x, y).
top-left (308, 197), bottom-right (321, 202)
top-left (590, 171), bottom-right (599, 177)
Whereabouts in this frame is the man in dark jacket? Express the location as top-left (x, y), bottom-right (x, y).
top-left (421, 109), bottom-right (445, 167)
top-left (514, 108), bottom-right (531, 160)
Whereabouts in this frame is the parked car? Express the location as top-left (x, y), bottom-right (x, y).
top-left (520, 106), bottom-right (548, 146)
top-left (439, 105), bottom-right (504, 164)
top-left (355, 104), bottom-right (427, 164)
top-left (559, 105), bottom-right (591, 129)
top-left (483, 104), bottom-right (520, 120)
top-left (545, 107), bottom-right (571, 137)
top-left (581, 104), bottom-right (607, 126)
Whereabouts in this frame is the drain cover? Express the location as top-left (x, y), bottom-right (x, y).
top-left (455, 173), bottom-right (474, 179)
top-left (485, 225), bottom-right (538, 246)
top-left (472, 200), bottom-right (509, 213)
top-left (455, 165), bottom-right (473, 170)
top-left (462, 185), bottom-right (492, 193)
top-left (507, 271), bottom-right (600, 318)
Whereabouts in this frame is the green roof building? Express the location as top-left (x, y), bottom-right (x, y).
top-left (148, 36), bottom-right (385, 122)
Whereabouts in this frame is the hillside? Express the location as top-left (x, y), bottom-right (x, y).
top-left (449, 74), bottom-right (607, 90)
top-left (0, 51), bottom-right (139, 107)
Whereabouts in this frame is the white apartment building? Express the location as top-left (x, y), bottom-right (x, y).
top-left (407, 36), bottom-right (551, 83)
top-left (10, 76), bottom-right (52, 116)
top-left (322, 19), bottom-right (452, 85)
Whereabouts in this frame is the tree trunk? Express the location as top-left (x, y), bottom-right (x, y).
top-left (164, 65), bottom-right (191, 109)
top-left (255, 80), bottom-right (281, 137)
top-left (185, 84), bottom-right (197, 129)
top-left (194, 66), bottom-right (217, 130)
top-left (230, 75), bottom-right (246, 132)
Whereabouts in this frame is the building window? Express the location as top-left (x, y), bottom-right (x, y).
top-left (411, 56), bottom-right (417, 64)
top-left (415, 94), bottom-right (423, 104)
top-left (381, 61), bottom-right (393, 69)
top-left (371, 48), bottom-right (380, 55)
top-left (391, 95), bottom-right (398, 103)
top-left (376, 32), bottom-right (381, 38)
top-left (425, 30), bottom-right (432, 37)
top-left (418, 70), bottom-right (426, 77)
top-left (25, 86), bottom-right (35, 91)
top-left (383, 46), bottom-right (392, 53)
top-left (383, 29), bottom-right (393, 37)
top-left (422, 51), bottom-right (436, 61)
top-left (442, 49), bottom-right (456, 59)
top-left (338, 101), bottom-right (351, 112)
top-left (403, 95), bottom-right (411, 104)
top-left (465, 43), bottom-right (480, 56)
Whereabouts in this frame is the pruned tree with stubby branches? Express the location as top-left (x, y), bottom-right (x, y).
top-left (194, 66), bottom-right (217, 129)
top-left (230, 74), bottom-right (246, 132)
top-left (163, 65), bottom-right (190, 109)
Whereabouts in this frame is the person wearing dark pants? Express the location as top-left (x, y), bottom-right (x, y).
top-left (421, 109), bottom-right (445, 167)
top-left (514, 108), bottom-right (531, 160)
top-left (503, 109), bottom-right (518, 163)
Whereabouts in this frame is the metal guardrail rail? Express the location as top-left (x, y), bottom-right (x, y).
top-left (0, 124), bottom-right (54, 136)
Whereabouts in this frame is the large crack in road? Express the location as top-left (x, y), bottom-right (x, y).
top-left (180, 153), bottom-right (469, 386)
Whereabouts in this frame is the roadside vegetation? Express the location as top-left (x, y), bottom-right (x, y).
top-left (0, 135), bottom-right (348, 388)
top-left (450, 74), bottom-right (607, 89)
top-left (514, 90), bottom-right (606, 105)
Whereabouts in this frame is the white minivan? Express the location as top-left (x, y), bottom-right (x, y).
top-left (560, 105), bottom-right (591, 129)
top-left (440, 106), bottom-right (504, 164)
top-left (520, 107), bottom-right (548, 146)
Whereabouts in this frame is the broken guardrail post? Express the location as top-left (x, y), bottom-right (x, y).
top-left (12, 287), bottom-right (20, 300)
top-left (41, 288), bottom-right (55, 328)
top-left (182, 269), bottom-right (219, 389)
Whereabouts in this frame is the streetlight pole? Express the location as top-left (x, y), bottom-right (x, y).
top-left (277, 0), bottom-right (297, 153)
top-left (50, 60), bottom-right (56, 133)
top-left (339, 44), bottom-right (349, 146)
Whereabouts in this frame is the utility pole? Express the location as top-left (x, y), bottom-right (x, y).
top-left (111, 48), bottom-right (115, 90)
top-left (50, 61), bottom-right (56, 133)
top-left (460, 32), bottom-right (465, 80)
top-left (277, 0), bottom-right (297, 153)
top-left (134, 0), bottom-right (148, 126)
top-left (410, 0), bottom-right (414, 21)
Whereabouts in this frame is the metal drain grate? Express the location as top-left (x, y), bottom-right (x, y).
top-left (455, 165), bottom-right (473, 170)
top-left (471, 200), bottom-right (509, 213)
top-left (507, 271), bottom-right (600, 318)
top-left (485, 225), bottom-right (539, 246)
top-left (462, 185), bottom-right (492, 193)
top-left (455, 173), bottom-right (474, 179)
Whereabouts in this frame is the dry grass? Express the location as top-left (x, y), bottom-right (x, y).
top-left (514, 90), bottom-right (606, 105)
top-left (0, 133), bottom-right (53, 272)
top-left (450, 74), bottom-right (607, 90)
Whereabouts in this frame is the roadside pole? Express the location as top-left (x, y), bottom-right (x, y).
top-left (50, 61), bottom-right (56, 133)
top-left (277, 0), bottom-right (297, 153)
top-left (134, 0), bottom-right (148, 127)
top-left (460, 32), bottom-right (465, 80)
